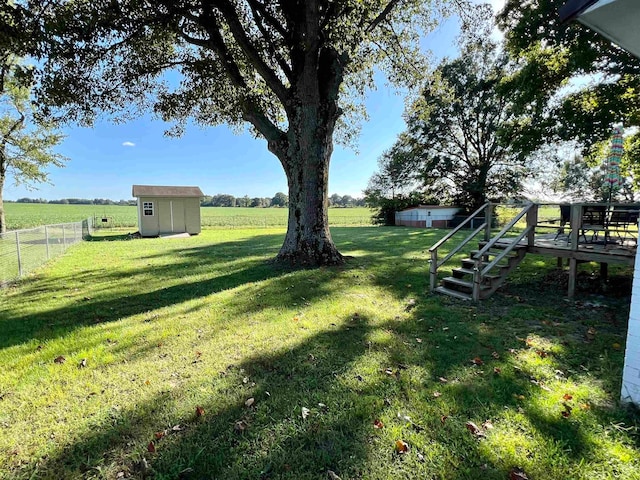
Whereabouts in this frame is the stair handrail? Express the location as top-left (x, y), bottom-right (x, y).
top-left (480, 226), bottom-right (532, 276)
top-left (472, 203), bottom-right (533, 261)
top-left (437, 222), bottom-right (486, 268)
top-left (429, 202), bottom-right (490, 253)
top-left (429, 202), bottom-right (491, 292)
top-left (471, 203), bottom-right (533, 301)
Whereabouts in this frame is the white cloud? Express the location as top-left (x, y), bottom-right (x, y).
top-left (122, 141), bottom-right (136, 147)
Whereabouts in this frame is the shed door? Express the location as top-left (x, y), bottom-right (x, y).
top-left (158, 200), bottom-right (172, 233)
top-left (171, 200), bottom-right (186, 233)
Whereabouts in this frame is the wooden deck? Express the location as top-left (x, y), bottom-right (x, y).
top-left (502, 202), bottom-right (638, 297)
top-left (501, 233), bottom-right (636, 266)
top-left (429, 202), bottom-right (639, 300)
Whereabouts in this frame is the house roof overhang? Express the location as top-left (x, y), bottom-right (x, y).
top-left (559, 0), bottom-right (640, 59)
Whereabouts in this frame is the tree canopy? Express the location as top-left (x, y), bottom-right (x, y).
top-left (4, 0), bottom-right (449, 263)
top-left (0, 56), bottom-right (66, 233)
top-left (367, 38), bottom-right (538, 214)
top-left (497, 0), bottom-right (640, 152)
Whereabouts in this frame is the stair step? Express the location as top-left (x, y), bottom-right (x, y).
top-left (470, 249), bottom-right (521, 259)
top-left (461, 258), bottom-right (509, 270)
top-left (479, 240), bottom-right (527, 249)
top-left (452, 268), bottom-right (501, 282)
top-left (434, 286), bottom-right (472, 300)
top-left (442, 276), bottom-right (490, 292)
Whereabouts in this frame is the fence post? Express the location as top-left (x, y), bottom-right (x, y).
top-left (15, 231), bottom-right (22, 277)
top-left (62, 224), bottom-right (66, 248)
top-left (45, 225), bottom-right (50, 259)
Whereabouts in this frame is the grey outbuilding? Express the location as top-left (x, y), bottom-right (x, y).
top-left (132, 185), bottom-right (204, 237)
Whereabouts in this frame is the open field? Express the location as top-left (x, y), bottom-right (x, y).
top-left (3, 203), bottom-right (375, 230)
top-left (0, 227), bottom-right (638, 479)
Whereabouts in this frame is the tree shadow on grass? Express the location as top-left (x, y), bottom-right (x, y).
top-left (17, 315), bottom-right (385, 480)
top-left (0, 232), bottom-right (351, 351)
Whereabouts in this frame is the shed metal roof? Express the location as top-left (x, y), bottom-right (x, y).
top-left (132, 185), bottom-right (204, 198)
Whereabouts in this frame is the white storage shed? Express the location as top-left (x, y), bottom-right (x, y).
top-left (132, 185), bottom-right (204, 237)
top-left (395, 205), bottom-right (460, 228)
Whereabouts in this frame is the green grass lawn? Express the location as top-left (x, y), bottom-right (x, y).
top-left (0, 227), bottom-right (638, 479)
top-left (3, 204), bottom-right (374, 230)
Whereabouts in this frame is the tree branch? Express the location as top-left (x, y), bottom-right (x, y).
top-left (365, 0), bottom-right (402, 35)
top-left (209, 0), bottom-right (289, 104)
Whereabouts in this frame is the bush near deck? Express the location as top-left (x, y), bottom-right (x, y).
top-left (0, 227), bottom-right (638, 480)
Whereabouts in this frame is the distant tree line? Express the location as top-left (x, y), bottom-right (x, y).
top-left (10, 192), bottom-right (365, 208)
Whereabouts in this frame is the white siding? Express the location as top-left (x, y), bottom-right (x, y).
top-left (622, 240), bottom-right (640, 405)
top-left (395, 207), bottom-right (460, 227)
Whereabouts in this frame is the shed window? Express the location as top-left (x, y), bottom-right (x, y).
top-left (143, 202), bottom-right (154, 216)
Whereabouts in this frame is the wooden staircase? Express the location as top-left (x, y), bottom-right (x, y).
top-left (429, 203), bottom-right (537, 301)
top-left (434, 241), bottom-right (528, 300)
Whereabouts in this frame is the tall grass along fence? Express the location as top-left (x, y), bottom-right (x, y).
top-left (0, 218), bottom-right (92, 285)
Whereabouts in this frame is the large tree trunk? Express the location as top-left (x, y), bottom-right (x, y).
top-left (276, 134), bottom-right (344, 266)
top-left (272, 63), bottom-right (345, 266)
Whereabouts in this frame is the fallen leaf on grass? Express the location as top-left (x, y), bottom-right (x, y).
top-left (580, 403), bottom-right (591, 410)
top-left (416, 452), bottom-right (425, 462)
top-left (234, 420), bottom-right (248, 432)
top-left (36, 345), bottom-right (43, 351)
top-left (416, 338), bottom-right (422, 343)
top-left (245, 397), bottom-right (255, 408)
top-left (491, 351), bottom-right (500, 359)
top-left (493, 367), bottom-right (501, 375)
top-left (561, 410), bottom-right (571, 418)
top-left (301, 407), bottom-right (310, 420)
top-left (482, 420), bottom-right (494, 430)
top-left (54, 356), bottom-right (66, 364)
top-left (195, 406), bottom-right (205, 417)
top-left (78, 358), bottom-right (87, 368)
top-left (536, 350), bottom-right (548, 358)
top-left (171, 424), bottom-right (183, 431)
top-left (471, 357), bottom-right (484, 366)
top-left (563, 393), bottom-right (573, 401)
top-left (147, 441), bottom-right (156, 453)
top-left (373, 419), bottom-right (384, 429)
top-left (395, 440), bottom-right (409, 454)
top-left (154, 430), bottom-right (165, 440)
top-left (433, 391), bottom-right (442, 398)
top-left (327, 471), bottom-right (342, 480)
top-left (586, 327), bottom-right (597, 341)
top-left (438, 377), bottom-right (448, 383)
top-left (383, 368), bottom-right (394, 376)
top-left (440, 415), bottom-right (448, 425)
top-left (465, 421), bottom-right (486, 438)
top-left (509, 467), bottom-right (529, 480)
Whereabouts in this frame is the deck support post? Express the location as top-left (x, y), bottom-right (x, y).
top-left (557, 257), bottom-right (563, 268)
top-left (568, 257), bottom-right (577, 298)
top-left (600, 262), bottom-right (609, 283)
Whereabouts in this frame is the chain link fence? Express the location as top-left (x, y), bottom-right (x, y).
top-left (0, 218), bottom-right (93, 285)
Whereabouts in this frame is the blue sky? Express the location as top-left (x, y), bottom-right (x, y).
top-left (5, 12), bottom-right (471, 201)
